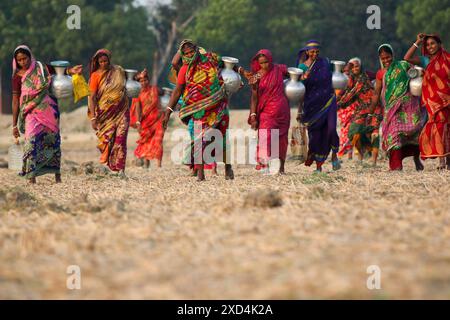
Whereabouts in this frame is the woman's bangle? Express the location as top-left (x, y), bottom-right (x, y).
top-left (90, 117), bottom-right (96, 121)
top-left (167, 107), bottom-right (174, 112)
top-left (250, 113), bottom-right (257, 117)
top-left (413, 42), bottom-right (419, 49)
top-left (135, 121), bottom-right (141, 125)
top-left (12, 125), bottom-right (17, 129)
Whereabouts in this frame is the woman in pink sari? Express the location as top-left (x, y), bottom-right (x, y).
top-left (248, 49), bottom-right (291, 174)
top-left (11, 45), bottom-right (61, 184)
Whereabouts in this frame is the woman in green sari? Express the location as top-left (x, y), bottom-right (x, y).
top-left (370, 44), bottom-right (426, 171)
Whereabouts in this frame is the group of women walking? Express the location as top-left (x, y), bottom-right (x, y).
top-left (10, 32), bottom-right (449, 183)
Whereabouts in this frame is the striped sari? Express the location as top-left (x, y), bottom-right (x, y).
top-left (178, 51), bottom-right (229, 168)
top-left (419, 48), bottom-right (450, 159)
top-left (89, 64), bottom-right (129, 172)
top-left (380, 60), bottom-right (426, 169)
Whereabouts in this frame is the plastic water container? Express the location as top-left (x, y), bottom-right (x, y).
top-left (8, 139), bottom-right (23, 171)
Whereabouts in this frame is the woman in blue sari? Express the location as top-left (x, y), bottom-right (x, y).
top-left (296, 40), bottom-right (341, 172)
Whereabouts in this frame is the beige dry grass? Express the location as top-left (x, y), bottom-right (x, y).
top-left (0, 107), bottom-right (449, 299)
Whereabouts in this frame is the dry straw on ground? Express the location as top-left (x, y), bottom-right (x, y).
top-left (0, 108), bottom-right (449, 299)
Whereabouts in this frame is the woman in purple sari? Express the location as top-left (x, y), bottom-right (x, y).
top-left (296, 40), bottom-right (341, 172)
top-left (248, 49), bottom-right (291, 174)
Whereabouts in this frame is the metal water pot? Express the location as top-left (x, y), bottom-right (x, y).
top-left (408, 66), bottom-right (424, 97)
top-left (284, 67), bottom-right (305, 105)
top-left (124, 69), bottom-right (141, 98)
top-left (331, 60), bottom-right (349, 90)
top-left (50, 61), bottom-right (73, 99)
top-left (160, 87), bottom-right (173, 110)
top-left (220, 56), bottom-right (242, 95)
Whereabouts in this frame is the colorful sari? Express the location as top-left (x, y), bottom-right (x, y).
top-left (419, 45), bottom-right (450, 159)
top-left (299, 57), bottom-right (340, 165)
top-left (337, 98), bottom-right (356, 156)
top-left (380, 59), bottom-right (426, 169)
top-left (89, 49), bottom-right (129, 172)
top-left (130, 85), bottom-right (164, 161)
top-left (178, 48), bottom-right (229, 168)
top-left (13, 45), bottom-right (61, 178)
top-left (250, 49), bottom-right (290, 165)
top-left (338, 71), bottom-right (383, 156)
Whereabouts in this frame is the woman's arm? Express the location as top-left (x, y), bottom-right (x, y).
top-left (88, 94), bottom-right (98, 130)
top-left (134, 100), bottom-right (142, 131)
top-left (249, 84), bottom-right (258, 130)
top-left (369, 78), bottom-right (382, 113)
top-left (162, 83), bottom-right (185, 130)
top-left (12, 94), bottom-right (20, 138)
top-left (404, 33), bottom-right (425, 66)
top-left (171, 52), bottom-right (182, 73)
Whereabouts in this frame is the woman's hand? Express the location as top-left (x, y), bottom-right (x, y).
top-left (416, 33), bottom-right (425, 43)
top-left (68, 65), bottom-right (83, 75)
top-left (302, 70), bottom-right (310, 80)
top-left (249, 115), bottom-right (258, 130)
top-left (91, 119), bottom-right (98, 131)
top-left (162, 110), bottom-right (171, 130)
top-left (136, 122), bottom-right (142, 133)
top-left (296, 113), bottom-right (302, 122)
top-left (12, 126), bottom-right (20, 139)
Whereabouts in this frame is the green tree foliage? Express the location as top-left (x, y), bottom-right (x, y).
top-left (0, 0), bottom-right (155, 112)
top-left (396, 0), bottom-right (450, 46)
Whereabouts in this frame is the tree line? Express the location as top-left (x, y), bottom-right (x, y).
top-left (0, 0), bottom-right (448, 112)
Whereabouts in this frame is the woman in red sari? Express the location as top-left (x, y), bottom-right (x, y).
top-left (404, 34), bottom-right (450, 169)
top-left (248, 49), bottom-right (291, 174)
top-left (130, 69), bottom-right (164, 169)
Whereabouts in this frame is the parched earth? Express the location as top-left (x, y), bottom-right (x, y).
top-left (0, 108), bottom-right (449, 299)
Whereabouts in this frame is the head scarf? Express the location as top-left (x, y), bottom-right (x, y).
top-left (251, 49), bottom-right (274, 73)
top-left (377, 43), bottom-right (394, 69)
top-left (12, 45), bottom-right (35, 76)
top-left (178, 39), bottom-right (199, 65)
top-left (421, 34), bottom-right (443, 57)
top-left (90, 48), bottom-right (112, 75)
top-left (136, 68), bottom-right (149, 81)
top-left (296, 40), bottom-right (321, 66)
top-left (348, 57), bottom-right (361, 67)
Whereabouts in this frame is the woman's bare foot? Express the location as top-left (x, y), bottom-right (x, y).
top-left (225, 164), bottom-right (234, 180)
top-left (156, 159), bottom-right (162, 168)
top-left (414, 155), bottom-right (424, 171)
top-left (28, 177), bottom-right (36, 184)
top-left (212, 166), bottom-right (218, 175)
top-left (279, 159), bottom-right (286, 175)
top-left (55, 173), bottom-right (62, 183)
top-left (197, 166), bottom-right (205, 181)
top-left (145, 160), bottom-right (150, 169)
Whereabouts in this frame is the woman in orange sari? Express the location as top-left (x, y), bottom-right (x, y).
top-left (404, 34), bottom-right (450, 169)
top-left (88, 49), bottom-right (129, 176)
top-left (130, 69), bottom-right (164, 168)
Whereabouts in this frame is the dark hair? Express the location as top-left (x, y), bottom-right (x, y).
top-left (378, 46), bottom-right (393, 56)
top-left (96, 53), bottom-right (109, 62)
top-left (181, 42), bottom-right (196, 52)
top-left (425, 35), bottom-right (441, 45)
top-left (14, 48), bottom-right (31, 67)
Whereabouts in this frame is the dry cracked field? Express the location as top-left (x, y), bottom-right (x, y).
top-left (0, 107), bottom-right (449, 299)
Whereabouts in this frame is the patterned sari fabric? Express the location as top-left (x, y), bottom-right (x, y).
top-left (419, 48), bottom-right (450, 159)
top-left (89, 52), bottom-right (129, 172)
top-left (337, 98), bottom-right (356, 156)
top-left (338, 71), bottom-right (383, 155)
top-left (130, 86), bottom-right (164, 161)
top-left (380, 60), bottom-right (426, 169)
top-left (250, 49), bottom-right (290, 164)
top-left (299, 57), bottom-right (340, 165)
top-left (13, 46), bottom-right (61, 178)
top-left (178, 50), bottom-right (229, 169)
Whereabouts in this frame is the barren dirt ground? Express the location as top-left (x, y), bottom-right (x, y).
top-left (0, 108), bottom-right (449, 299)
